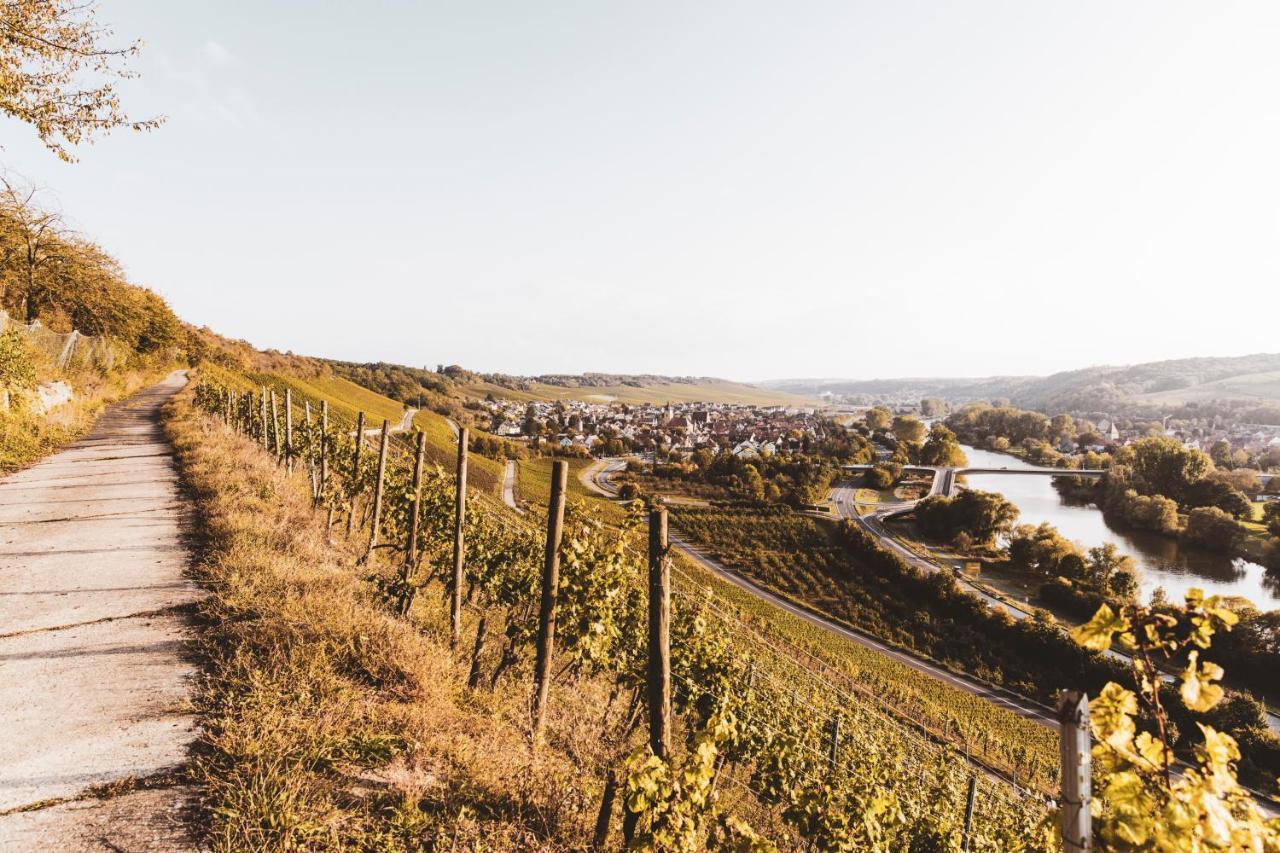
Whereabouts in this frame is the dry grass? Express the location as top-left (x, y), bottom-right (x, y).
top-left (165, 388), bottom-right (615, 851)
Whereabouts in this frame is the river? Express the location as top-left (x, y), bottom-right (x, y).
top-left (958, 445), bottom-right (1280, 611)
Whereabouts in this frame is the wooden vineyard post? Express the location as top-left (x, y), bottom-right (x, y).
top-left (270, 391), bottom-right (282, 461)
top-left (450, 427), bottom-right (469, 649)
top-left (259, 387), bottom-right (269, 449)
top-left (400, 430), bottom-right (427, 614)
top-left (827, 711), bottom-right (842, 777)
top-left (530, 460), bottom-right (568, 744)
top-left (319, 401), bottom-right (329, 492)
top-left (346, 411), bottom-right (365, 535)
top-left (647, 505), bottom-right (671, 760)
top-left (284, 388), bottom-right (294, 474)
top-left (304, 401), bottom-right (317, 498)
top-left (962, 774), bottom-right (978, 852)
top-left (365, 419), bottom-right (390, 558)
top-left (222, 388), bottom-right (231, 426)
top-left (321, 401), bottom-right (331, 524)
top-left (1058, 691), bottom-right (1092, 852)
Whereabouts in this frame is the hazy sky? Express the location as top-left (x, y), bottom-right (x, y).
top-left (5, 1), bottom-right (1279, 381)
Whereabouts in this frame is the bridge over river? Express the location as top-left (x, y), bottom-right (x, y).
top-left (843, 463), bottom-right (1106, 501)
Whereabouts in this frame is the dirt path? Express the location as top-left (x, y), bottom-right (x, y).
top-left (0, 372), bottom-right (201, 851)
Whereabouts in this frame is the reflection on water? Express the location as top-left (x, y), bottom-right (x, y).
top-left (958, 445), bottom-right (1280, 610)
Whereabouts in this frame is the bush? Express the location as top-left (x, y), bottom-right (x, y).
top-left (1182, 506), bottom-right (1244, 552)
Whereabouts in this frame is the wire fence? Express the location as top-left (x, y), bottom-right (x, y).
top-left (0, 309), bottom-right (120, 371)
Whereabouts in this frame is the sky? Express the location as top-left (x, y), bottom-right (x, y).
top-left (4, 1), bottom-right (1280, 382)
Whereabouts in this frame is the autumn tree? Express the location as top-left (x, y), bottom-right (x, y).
top-left (863, 405), bottom-right (891, 431)
top-left (1, 0), bottom-right (162, 160)
top-left (1116, 435), bottom-right (1213, 504)
top-left (890, 414), bottom-right (925, 444)
top-left (0, 177), bottom-right (62, 322)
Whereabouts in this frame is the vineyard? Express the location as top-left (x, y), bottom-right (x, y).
top-left (189, 373), bottom-right (1058, 849)
top-left (670, 503), bottom-right (1140, 701)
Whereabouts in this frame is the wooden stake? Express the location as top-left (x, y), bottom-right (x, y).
top-left (593, 768), bottom-right (619, 850)
top-left (284, 388), bottom-right (294, 474)
top-left (531, 460), bottom-right (568, 744)
top-left (304, 401), bottom-right (317, 498)
top-left (347, 411), bottom-right (365, 536)
top-left (260, 387), bottom-right (269, 449)
top-left (366, 419), bottom-right (390, 556)
top-left (270, 391), bottom-right (282, 460)
top-left (648, 505), bottom-right (671, 760)
top-left (827, 711), bottom-right (842, 777)
top-left (450, 427), bottom-right (469, 649)
top-left (962, 775), bottom-right (978, 852)
top-left (403, 431), bottom-right (427, 586)
top-left (1058, 691), bottom-right (1092, 852)
top-left (319, 401), bottom-right (329, 497)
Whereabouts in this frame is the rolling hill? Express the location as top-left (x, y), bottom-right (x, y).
top-left (765, 352), bottom-right (1280, 413)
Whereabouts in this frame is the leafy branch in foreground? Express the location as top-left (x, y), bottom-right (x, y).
top-left (1, 0), bottom-right (163, 159)
top-left (1072, 591), bottom-right (1280, 850)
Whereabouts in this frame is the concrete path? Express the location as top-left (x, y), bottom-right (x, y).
top-left (0, 371), bottom-right (201, 851)
top-left (501, 460), bottom-right (523, 514)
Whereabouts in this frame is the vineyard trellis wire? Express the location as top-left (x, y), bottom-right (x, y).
top-left (192, 374), bottom-right (1069, 850)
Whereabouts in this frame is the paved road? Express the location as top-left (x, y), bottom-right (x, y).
top-left (502, 460), bottom-right (523, 514)
top-left (0, 372), bottom-right (200, 850)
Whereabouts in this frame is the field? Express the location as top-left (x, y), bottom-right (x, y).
top-left (1134, 369), bottom-right (1280, 405)
top-left (460, 379), bottom-right (814, 406)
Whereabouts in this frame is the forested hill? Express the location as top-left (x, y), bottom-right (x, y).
top-left (765, 352), bottom-right (1280, 413)
top-left (326, 360), bottom-right (813, 407)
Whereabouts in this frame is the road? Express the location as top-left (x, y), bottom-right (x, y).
top-left (0, 372), bottom-right (201, 850)
top-left (357, 407), bottom-right (417, 436)
top-left (502, 460), bottom-right (523, 514)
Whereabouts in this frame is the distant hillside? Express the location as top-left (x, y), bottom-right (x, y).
top-left (327, 360), bottom-right (814, 408)
top-left (764, 352), bottom-right (1280, 412)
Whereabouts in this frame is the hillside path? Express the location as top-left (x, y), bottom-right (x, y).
top-left (0, 371), bottom-right (201, 851)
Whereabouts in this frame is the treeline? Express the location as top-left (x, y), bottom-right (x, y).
top-left (0, 180), bottom-right (183, 357)
top-left (858, 408), bottom-right (969, 467)
top-left (945, 403), bottom-right (1113, 469)
top-left (1055, 436), bottom-right (1279, 564)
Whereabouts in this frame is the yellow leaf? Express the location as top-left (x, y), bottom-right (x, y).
top-left (1180, 651), bottom-right (1225, 713)
top-left (1071, 604), bottom-right (1130, 652)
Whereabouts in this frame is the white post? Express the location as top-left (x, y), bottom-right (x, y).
top-left (1058, 690), bottom-right (1091, 851)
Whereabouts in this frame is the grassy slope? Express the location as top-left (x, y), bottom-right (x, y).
top-left (206, 365), bottom-right (505, 496)
top-left (462, 379), bottom-right (815, 406)
top-left (1135, 369), bottom-right (1280, 404)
